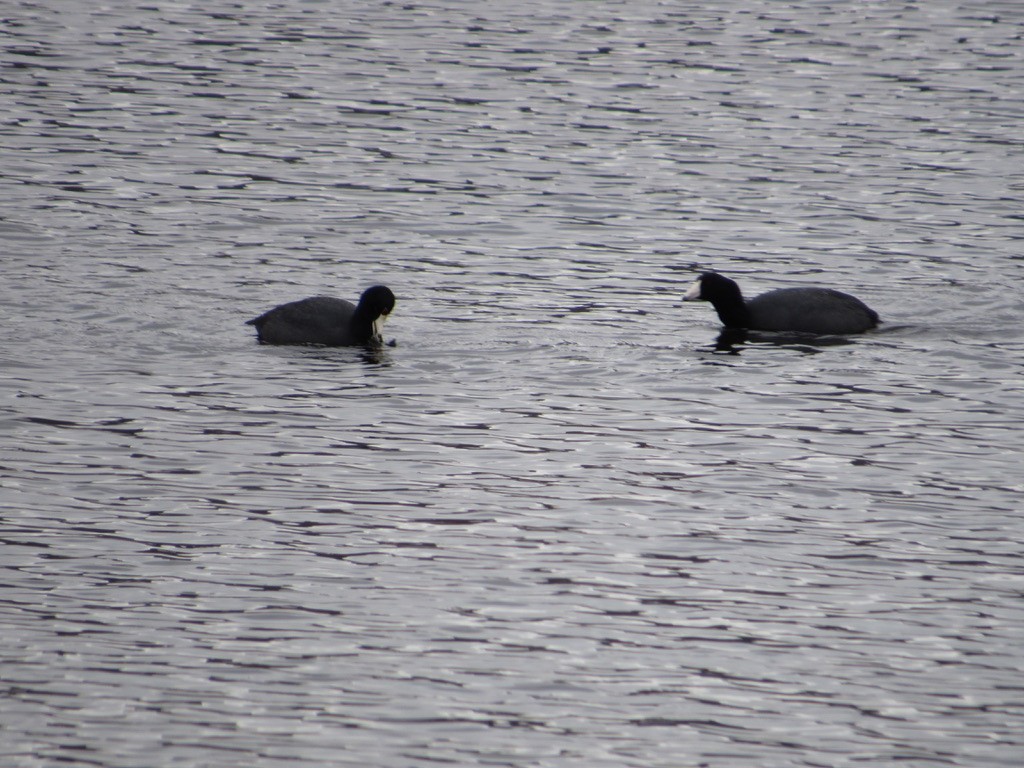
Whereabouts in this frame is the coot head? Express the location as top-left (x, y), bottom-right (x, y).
top-left (358, 285), bottom-right (396, 341)
top-left (683, 272), bottom-right (750, 329)
top-left (683, 272), bottom-right (742, 305)
top-left (360, 285), bottom-right (396, 320)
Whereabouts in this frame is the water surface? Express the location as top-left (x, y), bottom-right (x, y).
top-left (2, 2), bottom-right (1023, 766)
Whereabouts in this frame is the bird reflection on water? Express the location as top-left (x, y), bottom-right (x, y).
top-left (709, 328), bottom-right (858, 355)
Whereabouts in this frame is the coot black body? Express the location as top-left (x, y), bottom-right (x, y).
top-left (684, 272), bottom-right (878, 335)
top-left (247, 285), bottom-right (395, 346)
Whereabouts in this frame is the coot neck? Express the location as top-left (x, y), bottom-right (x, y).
top-left (350, 304), bottom-right (378, 343)
top-left (710, 297), bottom-right (750, 329)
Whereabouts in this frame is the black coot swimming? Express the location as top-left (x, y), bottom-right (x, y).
top-left (247, 285), bottom-right (396, 346)
top-left (683, 272), bottom-right (878, 334)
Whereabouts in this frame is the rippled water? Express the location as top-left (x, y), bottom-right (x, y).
top-left (3, 2), bottom-right (1023, 766)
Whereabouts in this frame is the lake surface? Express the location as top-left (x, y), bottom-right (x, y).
top-left (2, 1), bottom-right (1023, 766)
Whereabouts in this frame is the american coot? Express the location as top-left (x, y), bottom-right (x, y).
top-left (683, 272), bottom-right (879, 334)
top-left (247, 285), bottom-right (396, 346)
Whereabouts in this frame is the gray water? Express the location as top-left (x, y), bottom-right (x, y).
top-left (2, 2), bottom-right (1023, 766)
